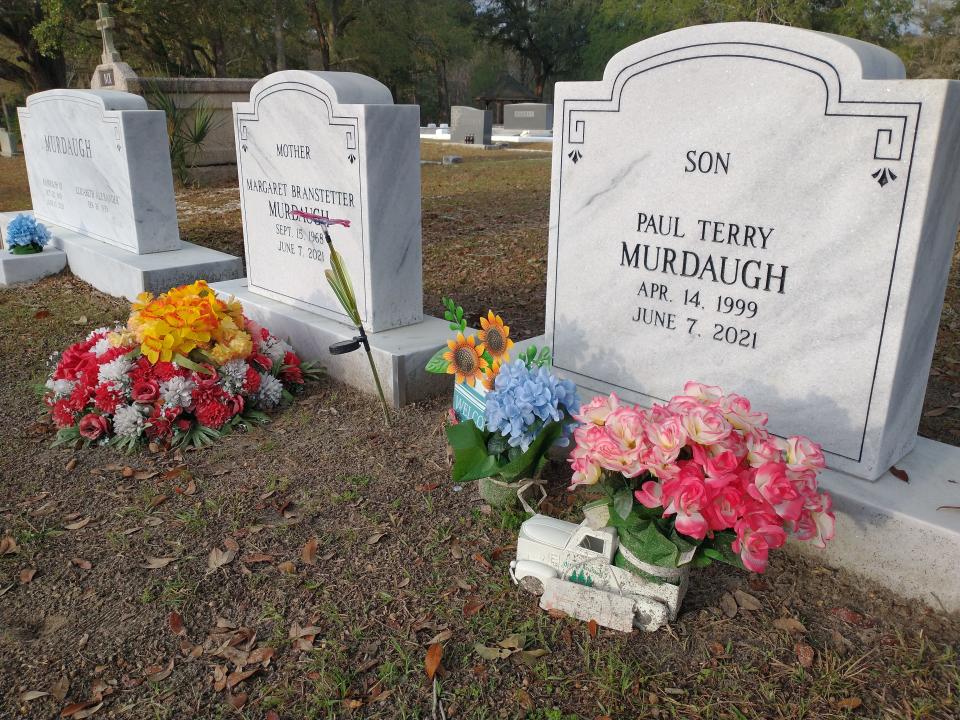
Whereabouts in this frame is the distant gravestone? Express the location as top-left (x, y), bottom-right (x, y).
top-left (451, 106), bottom-right (492, 145)
top-left (545, 23), bottom-right (960, 481)
top-left (17, 89), bottom-right (180, 253)
top-left (504, 103), bottom-right (553, 131)
top-left (232, 70), bottom-right (423, 331)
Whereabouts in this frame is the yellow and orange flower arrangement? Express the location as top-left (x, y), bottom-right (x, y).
top-left (427, 300), bottom-right (514, 389)
top-left (114, 280), bottom-right (253, 365)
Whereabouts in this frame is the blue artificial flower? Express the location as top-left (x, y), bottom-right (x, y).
top-left (5, 213), bottom-right (50, 251)
top-left (483, 359), bottom-right (580, 452)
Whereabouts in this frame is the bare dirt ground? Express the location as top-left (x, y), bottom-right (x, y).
top-left (0, 149), bottom-right (958, 719)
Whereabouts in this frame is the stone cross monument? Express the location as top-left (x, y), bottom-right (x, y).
top-left (90, 3), bottom-right (138, 91)
top-left (96, 3), bottom-right (122, 65)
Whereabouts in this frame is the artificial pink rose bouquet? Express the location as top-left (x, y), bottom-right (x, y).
top-left (569, 382), bottom-right (834, 574)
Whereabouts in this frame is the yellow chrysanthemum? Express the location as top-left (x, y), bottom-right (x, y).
top-left (478, 310), bottom-right (513, 363)
top-left (125, 280), bottom-right (252, 366)
top-left (442, 333), bottom-right (488, 386)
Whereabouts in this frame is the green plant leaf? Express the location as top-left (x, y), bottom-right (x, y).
top-left (613, 488), bottom-right (634, 520)
top-left (497, 421), bottom-right (563, 482)
top-left (173, 353), bottom-right (213, 375)
top-left (425, 347), bottom-right (449, 374)
top-left (445, 421), bottom-right (500, 482)
top-left (618, 522), bottom-right (680, 568)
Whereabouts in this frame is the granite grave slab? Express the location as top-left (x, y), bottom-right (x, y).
top-left (451, 106), bottom-right (492, 145)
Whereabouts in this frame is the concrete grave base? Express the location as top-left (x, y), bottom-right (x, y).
top-left (792, 436), bottom-right (960, 612)
top-left (0, 247), bottom-right (67, 286)
top-left (0, 211), bottom-right (243, 301)
top-left (211, 278), bottom-right (455, 407)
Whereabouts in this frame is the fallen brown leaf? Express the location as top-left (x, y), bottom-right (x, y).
top-left (71, 558), bottom-right (92, 570)
top-left (207, 547), bottom-right (236, 571)
top-left (719, 592), bottom-right (738, 618)
top-left (65, 458), bottom-right (78, 472)
top-left (734, 589), bottom-right (761, 611)
top-left (427, 629), bottom-right (453, 645)
top-left (472, 553), bottom-right (493, 572)
top-left (141, 556), bottom-right (174, 569)
top-left (226, 667), bottom-right (259, 689)
top-left (367, 532), bottom-right (387, 545)
top-left (301, 537), bottom-right (318, 565)
top-left (463, 597), bottom-right (485, 618)
top-left (795, 642), bottom-right (815, 668)
top-left (425, 643), bottom-right (443, 680)
top-left (223, 536), bottom-right (240, 552)
top-left (19, 690), bottom-right (49, 702)
top-left (0, 536), bottom-right (18, 555)
top-left (50, 675), bottom-right (69, 701)
top-left (20, 567), bottom-right (36, 584)
top-left (837, 697), bottom-right (862, 711)
top-left (277, 560), bottom-right (296, 574)
top-left (772, 617), bottom-right (807, 634)
top-left (516, 688), bottom-right (534, 711)
top-left (889, 466), bottom-right (909, 483)
top-left (168, 611), bottom-right (185, 637)
top-left (145, 658), bottom-right (174, 682)
top-left (241, 553), bottom-right (273, 564)
top-left (226, 692), bottom-right (247, 710)
top-left (247, 646), bottom-right (275, 667)
top-left (830, 607), bottom-right (875, 628)
top-left (63, 517), bottom-right (91, 531)
top-left (587, 619), bottom-right (598, 638)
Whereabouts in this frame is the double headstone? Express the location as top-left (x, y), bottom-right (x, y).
top-left (451, 106), bottom-right (492, 145)
top-left (3, 89), bottom-right (242, 295)
top-left (545, 22), bottom-right (960, 482)
top-left (212, 70), bottom-right (453, 405)
top-left (504, 103), bottom-right (553, 132)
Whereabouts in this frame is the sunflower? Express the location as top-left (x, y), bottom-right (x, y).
top-left (478, 310), bottom-right (514, 363)
top-left (443, 333), bottom-right (488, 386)
top-left (480, 361), bottom-right (501, 391)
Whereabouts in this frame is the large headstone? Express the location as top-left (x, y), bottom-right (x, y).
top-left (213, 70), bottom-right (451, 406)
top-left (232, 71), bottom-right (422, 332)
top-left (545, 23), bottom-right (960, 481)
top-left (451, 106), bottom-right (492, 145)
top-left (18, 89), bottom-right (180, 253)
top-left (504, 103), bottom-right (553, 132)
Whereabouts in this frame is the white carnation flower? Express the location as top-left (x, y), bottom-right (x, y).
top-left (92, 337), bottom-right (113, 357)
top-left (98, 356), bottom-right (132, 385)
top-left (159, 376), bottom-right (195, 408)
top-left (113, 403), bottom-right (147, 437)
top-left (261, 335), bottom-right (292, 367)
top-left (254, 373), bottom-right (283, 409)
top-left (45, 378), bottom-right (75, 398)
top-left (86, 326), bottom-right (113, 340)
top-left (219, 359), bottom-right (248, 394)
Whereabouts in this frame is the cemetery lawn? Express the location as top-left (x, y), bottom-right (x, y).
top-left (0, 152), bottom-right (958, 718)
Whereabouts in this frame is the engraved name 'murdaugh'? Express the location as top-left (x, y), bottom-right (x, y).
top-left (43, 134), bottom-right (93, 158)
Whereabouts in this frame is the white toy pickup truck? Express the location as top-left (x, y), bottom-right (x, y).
top-left (509, 514), bottom-right (689, 632)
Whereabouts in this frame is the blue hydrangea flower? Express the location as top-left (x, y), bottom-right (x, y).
top-left (5, 213), bottom-right (50, 251)
top-left (484, 359), bottom-right (580, 452)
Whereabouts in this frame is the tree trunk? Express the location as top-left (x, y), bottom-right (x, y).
top-left (436, 57), bottom-right (449, 123)
top-left (274, 1), bottom-right (287, 71)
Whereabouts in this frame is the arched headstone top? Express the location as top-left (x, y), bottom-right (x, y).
top-left (27, 88), bottom-right (148, 113)
top-left (248, 70), bottom-right (394, 108)
top-left (602, 22), bottom-right (905, 84)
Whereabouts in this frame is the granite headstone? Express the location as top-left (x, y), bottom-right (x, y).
top-left (545, 22), bottom-right (960, 480)
top-left (504, 103), bottom-right (553, 132)
top-left (17, 89), bottom-right (180, 254)
top-left (451, 106), bottom-right (492, 145)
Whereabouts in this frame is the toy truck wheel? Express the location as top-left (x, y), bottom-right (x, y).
top-left (519, 575), bottom-right (544, 595)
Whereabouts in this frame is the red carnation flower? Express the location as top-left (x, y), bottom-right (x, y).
top-left (79, 413), bottom-right (110, 440)
top-left (176, 418), bottom-right (192, 432)
top-left (244, 365), bottom-right (261, 394)
top-left (145, 414), bottom-right (173, 441)
top-left (251, 352), bottom-right (272, 371)
top-left (94, 383), bottom-right (125, 414)
top-left (98, 345), bottom-right (131, 365)
top-left (65, 383), bottom-right (93, 412)
top-left (52, 399), bottom-right (75, 428)
top-left (151, 361), bottom-right (181, 381)
top-left (128, 356), bottom-right (154, 384)
top-left (195, 399), bottom-right (233, 429)
top-left (132, 379), bottom-right (160, 403)
top-left (55, 343), bottom-right (99, 382)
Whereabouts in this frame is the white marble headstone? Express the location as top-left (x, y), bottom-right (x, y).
top-left (234, 70), bottom-right (422, 332)
top-left (545, 22), bottom-right (960, 481)
top-left (17, 89), bottom-right (180, 254)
